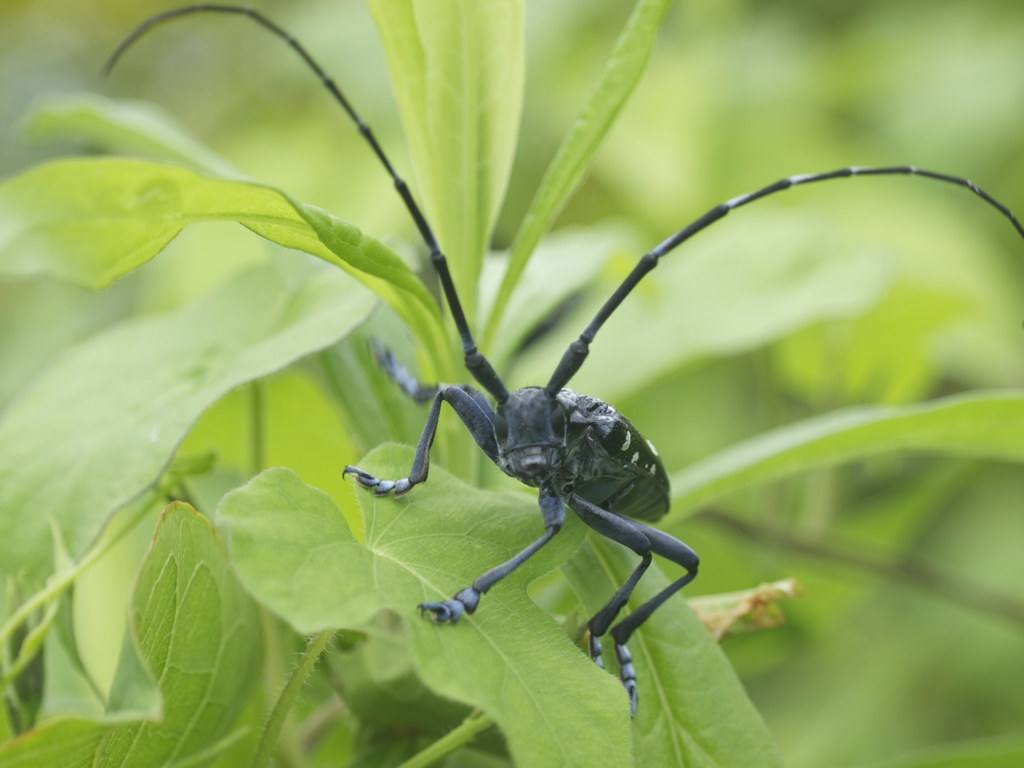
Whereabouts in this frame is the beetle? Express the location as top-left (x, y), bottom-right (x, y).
top-left (107, 5), bottom-right (1024, 716)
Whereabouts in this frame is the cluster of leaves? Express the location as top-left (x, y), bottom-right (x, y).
top-left (2, 0), bottom-right (1024, 766)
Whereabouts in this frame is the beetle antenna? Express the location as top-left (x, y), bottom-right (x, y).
top-left (545, 165), bottom-right (1024, 395)
top-left (104, 4), bottom-right (509, 402)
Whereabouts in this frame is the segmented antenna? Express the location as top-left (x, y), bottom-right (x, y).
top-left (105, 4), bottom-right (509, 402)
top-left (545, 166), bottom-right (1024, 394)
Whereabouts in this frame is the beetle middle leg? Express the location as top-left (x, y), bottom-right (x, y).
top-left (569, 494), bottom-right (699, 716)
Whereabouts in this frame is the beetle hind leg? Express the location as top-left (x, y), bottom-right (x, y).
top-left (569, 495), bottom-right (698, 716)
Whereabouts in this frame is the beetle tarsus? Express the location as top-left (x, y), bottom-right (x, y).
top-left (344, 467), bottom-right (415, 497)
top-left (587, 631), bottom-right (638, 716)
top-left (419, 587), bottom-right (480, 624)
top-left (616, 642), bottom-right (638, 717)
top-left (590, 632), bottom-right (638, 715)
top-left (588, 633), bottom-right (605, 669)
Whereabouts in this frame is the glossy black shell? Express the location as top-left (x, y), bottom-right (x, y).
top-left (551, 390), bottom-right (670, 522)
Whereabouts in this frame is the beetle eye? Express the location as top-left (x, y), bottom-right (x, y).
top-left (493, 412), bottom-right (508, 442)
top-left (550, 403), bottom-right (566, 435)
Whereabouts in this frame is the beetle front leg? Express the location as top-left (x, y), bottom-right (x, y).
top-left (343, 384), bottom-right (499, 497)
top-left (419, 485), bottom-right (565, 623)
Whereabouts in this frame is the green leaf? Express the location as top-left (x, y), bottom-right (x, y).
top-left (0, 502), bottom-right (259, 768)
top-left (369, 0), bottom-right (525, 317)
top-left (0, 157), bottom-right (445, 363)
top-left (670, 389), bottom-right (1024, 515)
top-left (483, 0), bottom-right (673, 350)
top-left (217, 452), bottom-right (634, 767)
top-left (510, 209), bottom-right (894, 399)
top-left (0, 265), bottom-right (375, 581)
top-left (563, 537), bottom-right (785, 767)
top-left (20, 92), bottom-right (239, 178)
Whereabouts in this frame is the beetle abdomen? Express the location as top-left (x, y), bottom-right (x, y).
top-left (558, 391), bottom-right (670, 522)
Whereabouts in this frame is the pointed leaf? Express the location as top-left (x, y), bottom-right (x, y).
top-left (0, 266), bottom-right (375, 581)
top-left (369, 0), bottom-right (525, 314)
top-left (217, 451), bottom-right (634, 767)
top-left (670, 389), bottom-right (1024, 515)
top-left (483, 0), bottom-right (673, 348)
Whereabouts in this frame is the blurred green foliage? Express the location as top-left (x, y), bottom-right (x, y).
top-left (2, 0), bottom-right (1024, 766)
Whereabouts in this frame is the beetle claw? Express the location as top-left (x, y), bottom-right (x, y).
top-left (418, 600), bottom-right (463, 624)
top-left (345, 466), bottom-right (414, 497)
top-left (418, 587), bottom-right (480, 624)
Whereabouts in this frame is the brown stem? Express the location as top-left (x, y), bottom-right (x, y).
top-left (696, 508), bottom-right (1024, 629)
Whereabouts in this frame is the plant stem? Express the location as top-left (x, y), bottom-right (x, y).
top-left (252, 629), bottom-right (333, 768)
top-left (698, 507), bottom-right (1024, 629)
top-left (249, 379), bottom-right (265, 477)
top-left (395, 710), bottom-right (494, 768)
top-left (0, 489), bottom-right (159, 650)
top-left (0, 596), bottom-right (58, 691)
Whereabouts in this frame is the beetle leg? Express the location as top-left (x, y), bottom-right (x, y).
top-left (419, 485), bottom-right (565, 623)
top-left (568, 495), bottom-right (650, 715)
top-left (608, 521), bottom-right (699, 646)
top-left (372, 339), bottom-right (496, 427)
top-left (371, 339), bottom-right (438, 403)
top-left (344, 385), bottom-right (498, 497)
top-left (568, 495), bottom-right (699, 716)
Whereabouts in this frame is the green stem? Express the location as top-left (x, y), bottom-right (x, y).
top-left (396, 710), bottom-right (494, 768)
top-left (0, 596), bottom-right (58, 691)
top-left (252, 629), bottom-right (333, 768)
top-left (0, 489), bottom-right (159, 650)
top-left (249, 379), bottom-right (265, 478)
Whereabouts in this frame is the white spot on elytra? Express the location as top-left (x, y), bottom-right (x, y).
top-left (149, 424), bottom-right (160, 442)
top-left (646, 439), bottom-right (659, 456)
top-left (649, 465), bottom-right (656, 475)
top-left (621, 431), bottom-right (631, 452)
top-left (631, 452), bottom-right (639, 465)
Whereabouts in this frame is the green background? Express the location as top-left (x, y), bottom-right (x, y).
top-left (2, 0), bottom-right (1024, 766)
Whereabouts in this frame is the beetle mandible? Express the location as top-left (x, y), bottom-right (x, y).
top-left (107, 5), bottom-right (1024, 716)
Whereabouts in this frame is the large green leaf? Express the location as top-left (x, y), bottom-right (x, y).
top-left (0, 157), bottom-right (445, 365)
top-left (369, 0), bottom-right (525, 317)
top-left (483, 0), bottom-right (673, 349)
top-left (0, 265), bottom-right (374, 581)
top-left (0, 503), bottom-right (260, 768)
top-left (216, 451), bottom-right (634, 767)
top-left (563, 538), bottom-right (785, 767)
top-left (669, 389), bottom-right (1024, 515)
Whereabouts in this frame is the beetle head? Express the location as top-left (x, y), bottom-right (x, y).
top-left (493, 387), bottom-right (567, 479)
